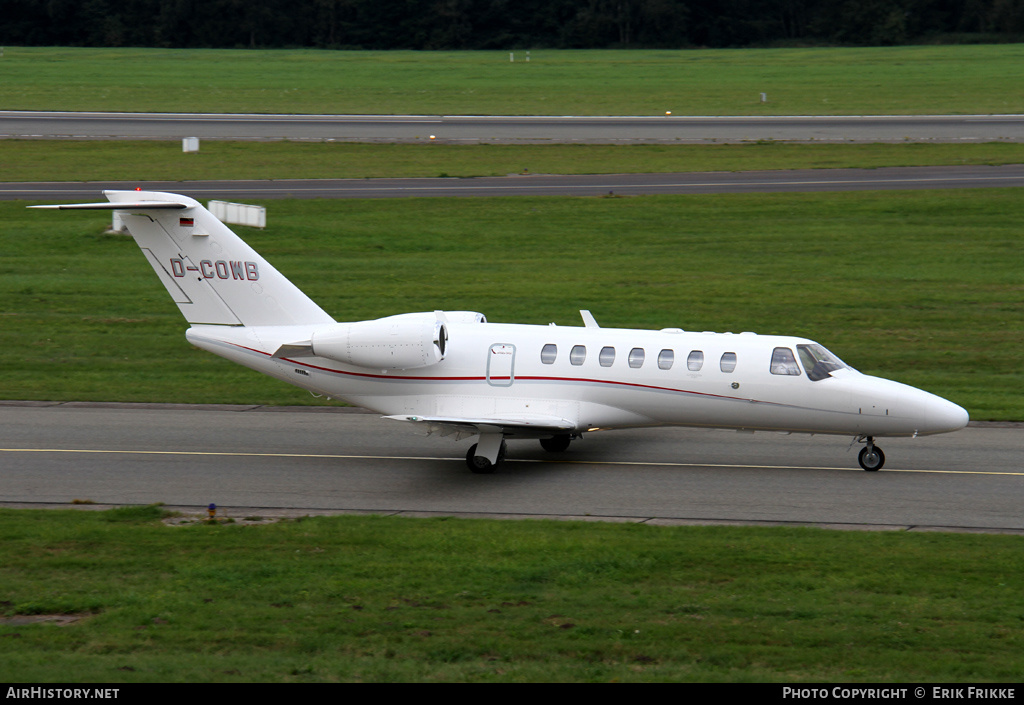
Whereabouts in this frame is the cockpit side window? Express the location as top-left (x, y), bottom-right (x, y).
top-left (770, 347), bottom-right (802, 376)
top-left (796, 343), bottom-right (851, 381)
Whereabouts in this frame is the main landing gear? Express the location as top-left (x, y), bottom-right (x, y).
top-left (466, 433), bottom-right (577, 473)
top-left (857, 436), bottom-right (886, 471)
top-left (539, 434), bottom-right (573, 453)
top-left (465, 440), bottom-right (507, 474)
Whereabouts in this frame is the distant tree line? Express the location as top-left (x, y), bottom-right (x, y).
top-left (4, 0), bottom-right (1024, 49)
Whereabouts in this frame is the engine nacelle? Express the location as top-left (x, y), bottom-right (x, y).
top-left (310, 314), bottom-right (447, 370)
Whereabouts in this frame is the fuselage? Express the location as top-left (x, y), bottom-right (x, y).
top-left (186, 315), bottom-right (969, 440)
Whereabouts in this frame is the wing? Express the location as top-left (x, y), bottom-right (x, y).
top-left (382, 414), bottom-right (576, 440)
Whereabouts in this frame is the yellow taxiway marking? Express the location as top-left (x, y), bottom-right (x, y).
top-left (2, 447), bottom-right (1022, 477)
top-left (1, 447), bottom-right (434, 461)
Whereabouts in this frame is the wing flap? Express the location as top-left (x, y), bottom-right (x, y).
top-left (383, 413), bottom-right (576, 439)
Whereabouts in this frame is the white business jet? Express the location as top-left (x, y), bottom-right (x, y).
top-left (33, 190), bottom-right (969, 473)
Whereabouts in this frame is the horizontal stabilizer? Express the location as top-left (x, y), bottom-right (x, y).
top-left (29, 201), bottom-right (189, 210)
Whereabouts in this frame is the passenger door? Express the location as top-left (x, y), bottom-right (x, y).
top-left (486, 343), bottom-right (515, 387)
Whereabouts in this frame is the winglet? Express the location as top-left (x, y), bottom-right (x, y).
top-left (580, 310), bottom-right (600, 328)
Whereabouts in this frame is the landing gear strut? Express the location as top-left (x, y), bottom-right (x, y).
top-left (858, 437), bottom-right (885, 471)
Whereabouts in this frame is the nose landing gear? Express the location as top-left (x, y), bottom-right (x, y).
top-left (857, 437), bottom-right (885, 471)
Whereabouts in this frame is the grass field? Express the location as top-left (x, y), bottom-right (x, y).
top-left (1, 506), bottom-right (1022, 682)
top-left (4, 139), bottom-right (1024, 182)
top-left (3, 45), bottom-right (1024, 115)
top-left (3, 191), bottom-right (1020, 419)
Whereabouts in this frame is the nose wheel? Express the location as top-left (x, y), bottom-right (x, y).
top-left (858, 438), bottom-right (885, 471)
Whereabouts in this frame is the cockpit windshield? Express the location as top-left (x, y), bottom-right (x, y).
top-left (796, 344), bottom-right (852, 381)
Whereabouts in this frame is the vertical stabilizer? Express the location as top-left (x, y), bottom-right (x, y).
top-left (33, 191), bottom-right (334, 327)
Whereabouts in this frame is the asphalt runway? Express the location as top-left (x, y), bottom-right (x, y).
top-left (1, 403), bottom-right (1021, 533)
top-left (6, 165), bottom-right (1024, 202)
top-left (3, 111), bottom-right (1024, 143)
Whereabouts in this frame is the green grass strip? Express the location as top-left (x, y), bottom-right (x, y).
top-left (4, 140), bottom-right (1024, 182)
top-left (1, 507), bottom-right (1022, 682)
top-left (3, 46), bottom-right (1024, 115)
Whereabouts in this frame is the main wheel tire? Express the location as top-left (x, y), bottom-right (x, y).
top-left (539, 434), bottom-right (572, 453)
top-left (858, 445), bottom-right (885, 471)
top-left (466, 442), bottom-right (497, 475)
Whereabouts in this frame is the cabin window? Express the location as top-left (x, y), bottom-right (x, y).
top-left (687, 350), bottom-right (704, 371)
top-left (720, 352), bottom-right (737, 373)
top-left (770, 347), bottom-right (802, 376)
top-left (541, 343), bottom-right (557, 365)
top-left (628, 348), bottom-right (645, 369)
top-left (658, 349), bottom-right (674, 370)
top-left (599, 346), bottom-right (616, 367)
top-left (570, 345), bottom-right (587, 366)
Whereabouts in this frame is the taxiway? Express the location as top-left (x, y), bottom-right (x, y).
top-left (2, 403), bottom-right (1020, 532)
top-left (3, 111), bottom-right (1023, 143)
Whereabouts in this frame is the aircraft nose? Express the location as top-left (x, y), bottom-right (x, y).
top-left (857, 376), bottom-right (969, 436)
top-left (926, 396), bottom-right (969, 434)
